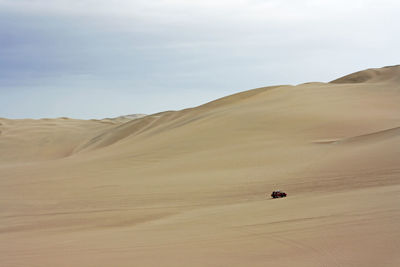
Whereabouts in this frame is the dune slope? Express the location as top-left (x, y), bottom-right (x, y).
top-left (1, 66), bottom-right (400, 267)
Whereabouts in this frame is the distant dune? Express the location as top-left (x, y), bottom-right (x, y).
top-left (100, 114), bottom-right (147, 123)
top-left (1, 66), bottom-right (400, 267)
top-left (330, 64), bottom-right (400, 84)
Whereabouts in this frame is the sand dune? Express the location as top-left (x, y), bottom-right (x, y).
top-left (1, 66), bottom-right (400, 266)
top-left (330, 64), bottom-right (400, 84)
top-left (0, 118), bottom-right (116, 162)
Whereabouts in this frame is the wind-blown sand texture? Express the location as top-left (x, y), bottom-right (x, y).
top-left (1, 66), bottom-right (400, 266)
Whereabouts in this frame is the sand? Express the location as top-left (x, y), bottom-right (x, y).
top-left (1, 66), bottom-right (400, 266)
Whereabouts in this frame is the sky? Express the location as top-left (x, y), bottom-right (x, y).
top-left (1, 0), bottom-right (399, 119)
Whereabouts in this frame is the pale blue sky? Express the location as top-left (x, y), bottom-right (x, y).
top-left (1, 0), bottom-right (399, 119)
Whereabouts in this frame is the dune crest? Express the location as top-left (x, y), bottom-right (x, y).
top-left (330, 64), bottom-right (400, 84)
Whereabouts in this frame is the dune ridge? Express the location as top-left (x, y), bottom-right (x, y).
top-left (330, 64), bottom-right (400, 84)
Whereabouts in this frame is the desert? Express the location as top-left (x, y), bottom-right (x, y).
top-left (1, 65), bottom-right (400, 266)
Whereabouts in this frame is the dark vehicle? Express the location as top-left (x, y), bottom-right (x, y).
top-left (271, 190), bottom-right (287, 198)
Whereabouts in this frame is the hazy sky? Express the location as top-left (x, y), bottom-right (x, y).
top-left (1, 0), bottom-right (399, 119)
